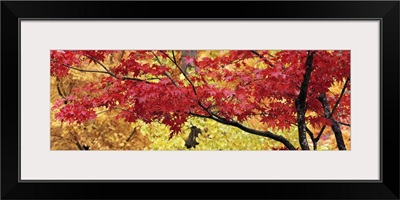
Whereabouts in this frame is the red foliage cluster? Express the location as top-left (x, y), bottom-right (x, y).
top-left (51, 50), bottom-right (350, 139)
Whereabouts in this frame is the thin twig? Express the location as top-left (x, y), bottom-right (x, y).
top-left (85, 54), bottom-right (117, 78)
top-left (330, 77), bottom-right (350, 117)
top-left (96, 110), bottom-right (110, 115)
top-left (52, 59), bottom-right (151, 83)
top-left (160, 50), bottom-right (198, 96)
top-left (122, 76), bottom-right (151, 83)
top-left (250, 50), bottom-right (275, 67)
top-left (126, 127), bottom-right (137, 143)
top-left (51, 59), bottom-right (111, 75)
top-left (164, 72), bottom-right (179, 87)
top-left (314, 125), bottom-right (326, 142)
top-left (151, 51), bottom-right (163, 66)
top-left (150, 51), bottom-right (179, 87)
top-left (338, 122), bottom-right (351, 127)
top-left (171, 50), bottom-right (178, 64)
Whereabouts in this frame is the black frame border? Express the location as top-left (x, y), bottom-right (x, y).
top-left (2, 1), bottom-right (399, 199)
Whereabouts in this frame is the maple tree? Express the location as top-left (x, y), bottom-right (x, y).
top-left (50, 50), bottom-right (350, 150)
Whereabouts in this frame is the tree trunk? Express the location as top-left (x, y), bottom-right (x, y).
top-left (295, 51), bottom-right (316, 150)
top-left (181, 50), bottom-right (198, 74)
top-left (185, 126), bottom-right (201, 148)
top-left (318, 94), bottom-right (347, 150)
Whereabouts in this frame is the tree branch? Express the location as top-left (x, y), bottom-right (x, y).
top-left (66, 131), bottom-right (87, 150)
top-left (189, 112), bottom-right (296, 150)
top-left (96, 109), bottom-right (110, 115)
top-left (338, 122), bottom-right (350, 127)
top-left (56, 80), bottom-right (65, 98)
top-left (164, 72), bottom-right (179, 87)
top-left (160, 50), bottom-right (198, 96)
top-left (313, 77), bottom-right (350, 145)
top-left (150, 51), bottom-right (179, 87)
top-left (172, 50), bottom-right (178, 64)
top-left (121, 76), bottom-right (151, 83)
top-left (85, 54), bottom-right (116, 78)
top-left (160, 51), bottom-right (217, 124)
top-left (317, 93), bottom-right (347, 150)
top-left (161, 50), bottom-right (216, 126)
top-left (314, 125), bottom-right (326, 142)
top-left (121, 127), bottom-right (138, 148)
top-left (330, 77), bottom-right (350, 117)
top-left (292, 122), bottom-right (317, 150)
top-left (250, 50), bottom-right (275, 67)
top-left (305, 126), bottom-right (317, 150)
top-left (51, 59), bottom-right (112, 75)
top-left (52, 59), bottom-right (151, 83)
top-left (151, 51), bottom-right (163, 66)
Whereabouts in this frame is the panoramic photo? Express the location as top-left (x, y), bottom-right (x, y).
top-left (50, 50), bottom-right (350, 150)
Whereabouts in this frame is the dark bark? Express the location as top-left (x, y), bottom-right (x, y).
top-left (311, 77), bottom-right (350, 150)
top-left (216, 117), bottom-right (297, 150)
top-left (331, 77), bottom-right (350, 116)
top-left (250, 50), bottom-right (275, 67)
top-left (75, 141), bottom-right (84, 150)
top-left (295, 51), bottom-right (316, 150)
top-left (305, 127), bottom-right (317, 150)
top-left (169, 49), bottom-right (297, 150)
top-left (338, 122), bottom-right (351, 127)
top-left (314, 125), bottom-right (326, 143)
top-left (185, 126), bottom-right (201, 148)
top-left (126, 127), bottom-right (137, 142)
top-left (317, 93), bottom-right (347, 150)
top-left (55, 77), bottom-right (75, 104)
top-left (189, 112), bottom-right (297, 150)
